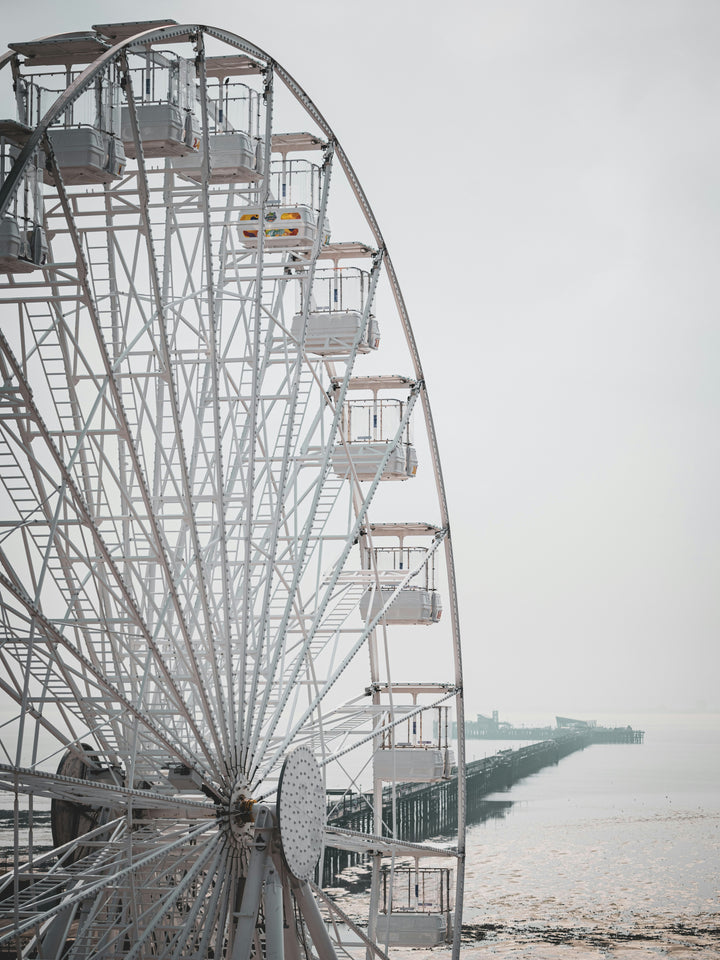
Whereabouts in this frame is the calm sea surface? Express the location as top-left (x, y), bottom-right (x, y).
top-left (458, 712), bottom-right (720, 958)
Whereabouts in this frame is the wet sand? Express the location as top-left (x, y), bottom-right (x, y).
top-left (459, 919), bottom-right (720, 959)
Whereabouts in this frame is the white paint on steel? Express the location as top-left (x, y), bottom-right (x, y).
top-left (277, 746), bottom-right (325, 881)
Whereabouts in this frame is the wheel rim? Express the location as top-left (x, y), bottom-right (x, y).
top-left (0, 22), bottom-right (466, 958)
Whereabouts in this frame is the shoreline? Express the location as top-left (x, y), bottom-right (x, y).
top-left (461, 918), bottom-right (720, 958)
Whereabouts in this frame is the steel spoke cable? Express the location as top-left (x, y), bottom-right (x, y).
top-left (0, 763), bottom-right (214, 812)
top-left (244, 256), bottom-right (385, 775)
top-left (0, 818), bottom-right (216, 944)
top-left (248, 386), bottom-right (422, 783)
top-left (0, 328), bottom-right (219, 776)
top-left (195, 35), bottom-right (237, 762)
top-left (39, 145), bottom-right (221, 759)
top-left (237, 63), bottom-right (274, 772)
top-left (117, 56), bottom-right (230, 765)
top-left (0, 572), bottom-right (215, 781)
top-left (252, 520), bottom-right (443, 790)
top-left (241, 144), bottom-right (335, 765)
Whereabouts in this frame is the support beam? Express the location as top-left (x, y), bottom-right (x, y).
top-left (230, 805), bottom-right (273, 960)
top-left (263, 860), bottom-right (285, 960)
top-left (292, 880), bottom-right (339, 960)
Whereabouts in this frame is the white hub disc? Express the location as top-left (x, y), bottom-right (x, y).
top-left (277, 746), bottom-right (325, 880)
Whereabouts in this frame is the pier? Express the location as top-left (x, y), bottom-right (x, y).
top-left (324, 733), bottom-right (590, 886)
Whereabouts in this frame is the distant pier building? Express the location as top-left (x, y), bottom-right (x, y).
top-left (455, 712), bottom-right (644, 745)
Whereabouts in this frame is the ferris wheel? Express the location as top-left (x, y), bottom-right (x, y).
top-left (0, 20), bottom-right (466, 960)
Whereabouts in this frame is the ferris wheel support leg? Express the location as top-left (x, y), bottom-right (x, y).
top-left (279, 867), bottom-right (302, 960)
top-left (366, 771), bottom-right (383, 958)
top-left (38, 899), bottom-right (77, 959)
top-left (230, 806), bottom-right (273, 960)
top-left (291, 880), bottom-right (339, 960)
top-left (263, 860), bottom-right (285, 960)
top-left (367, 852), bottom-right (382, 960)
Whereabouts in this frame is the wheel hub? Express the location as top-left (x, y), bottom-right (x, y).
top-left (224, 776), bottom-right (255, 847)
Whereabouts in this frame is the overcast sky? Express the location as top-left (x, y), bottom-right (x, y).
top-left (3, 0), bottom-right (719, 720)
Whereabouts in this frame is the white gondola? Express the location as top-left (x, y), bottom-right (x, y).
top-left (291, 310), bottom-right (380, 355)
top-left (18, 66), bottom-right (127, 185)
top-left (376, 866), bottom-right (453, 947)
top-left (172, 131), bottom-right (263, 182)
top-left (46, 126), bottom-right (126, 184)
top-left (0, 216), bottom-right (26, 272)
top-left (121, 102), bottom-right (199, 157)
top-left (373, 704), bottom-right (454, 783)
top-left (360, 585), bottom-right (441, 623)
top-left (332, 390), bottom-right (417, 480)
top-left (375, 912), bottom-right (452, 947)
top-left (239, 158), bottom-right (329, 247)
top-left (360, 525), bottom-right (442, 622)
top-left (0, 216), bottom-right (44, 273)
top-left (121, 54), bottom-right (199, 158)
top-left (332, 440), bottom-right (416, 480)
top-left (373, 744), bottom-right (454, 781)
top-left (172, 80), bottom-right (264, 183)
top-left (239, 204), bottom-right (330, 249)
top-left (291, 266), bottom-right (380, 355)
top-left (0, 122), bottom-right (46, 273)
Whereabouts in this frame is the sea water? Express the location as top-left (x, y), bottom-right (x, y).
top-left (459, 712), bottom-right (720, 958)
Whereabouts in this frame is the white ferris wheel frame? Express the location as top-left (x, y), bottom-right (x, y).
top-left (0, 21), bottom-right (467, 960)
